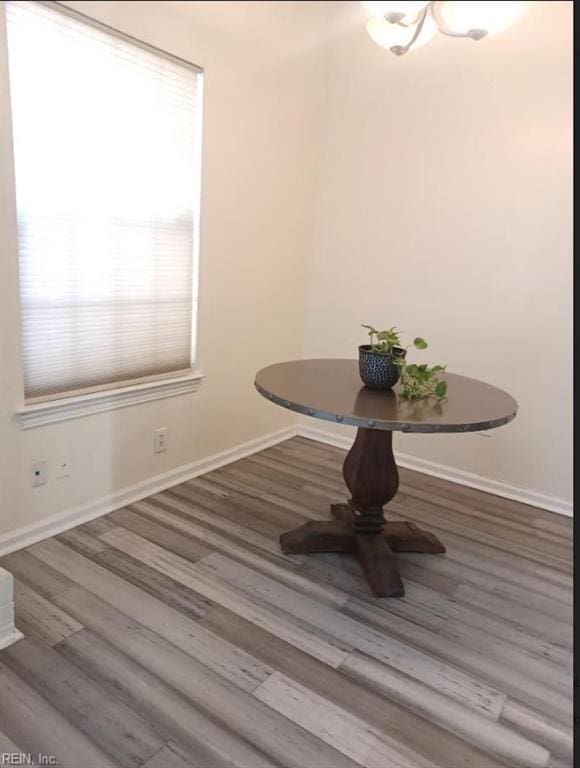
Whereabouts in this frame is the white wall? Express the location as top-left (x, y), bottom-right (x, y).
top-left (0, 1), bottom-right (573, 549)
top-left (0, 0), bottom-right (326, 543)
top-left (303, 1), bottom-right (572, 510)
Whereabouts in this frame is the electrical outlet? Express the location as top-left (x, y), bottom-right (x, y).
top-left (31, 460), bottom-right (47, 487)
top-left (55, 458), bottom-right (71, 479)
top-left (153, 427), bottom-right (168, 454)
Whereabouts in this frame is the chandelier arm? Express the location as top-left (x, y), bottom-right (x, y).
top-left (394, 9), bottom-right (425, 29)
top-left (390, 4), bottom-right (430, 55)
top-left (430, 1), bottom-right (488, 40)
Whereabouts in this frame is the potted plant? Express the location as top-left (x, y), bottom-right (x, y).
top-left (359, 324), bottom-right (447, 399)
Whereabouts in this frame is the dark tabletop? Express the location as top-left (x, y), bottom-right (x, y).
top-left (255, 359), bottom-right (517, 433)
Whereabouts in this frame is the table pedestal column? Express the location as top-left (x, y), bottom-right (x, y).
top-left (279, 428), bottom-right (445, 598)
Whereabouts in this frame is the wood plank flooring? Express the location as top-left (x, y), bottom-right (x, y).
top-left (0, 436), bottom-right (572, 768)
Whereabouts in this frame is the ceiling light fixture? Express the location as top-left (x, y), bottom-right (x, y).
top-left (363, 1), bottom-right (527, 56)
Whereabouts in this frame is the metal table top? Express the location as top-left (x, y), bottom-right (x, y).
top-left (255, 359), bottom-right (517, 433)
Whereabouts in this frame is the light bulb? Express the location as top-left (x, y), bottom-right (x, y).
top-left (366, 12), bottom-right (437, 51)
top-left (362, 2), bottom-right (430, 22)
top-left (438, 1), bottom-right (527, 36)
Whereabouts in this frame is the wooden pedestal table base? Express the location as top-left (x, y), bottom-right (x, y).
top-left (279, 428), bottom-right (445, 598)
top-left (256, 358), bottom-right (517, 598)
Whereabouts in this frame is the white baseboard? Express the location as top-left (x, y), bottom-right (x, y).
top-left (0, 567), bottom-right (23, 651)
top-left (298, 425), bottom-right (572, 518)
top-left (0, 426), bottom-right (296, 557)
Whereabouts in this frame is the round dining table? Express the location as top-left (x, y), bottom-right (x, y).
top-left (255, 359), bottom-right (517, 598)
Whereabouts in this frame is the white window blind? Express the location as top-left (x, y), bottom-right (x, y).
top-left (5, 1), bottom-right (203, 401)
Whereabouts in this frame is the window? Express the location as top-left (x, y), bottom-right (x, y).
top-left (5, 1), bottom-right (203, 410)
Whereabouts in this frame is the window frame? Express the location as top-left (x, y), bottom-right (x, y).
top-left (6, 0), bottom-right (205, 426)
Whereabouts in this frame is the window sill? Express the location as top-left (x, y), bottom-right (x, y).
top-left (17, 372), bottom-right (205, 429)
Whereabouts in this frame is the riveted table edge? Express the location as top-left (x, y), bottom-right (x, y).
top-left (254, 380), bottom-right (517, 434)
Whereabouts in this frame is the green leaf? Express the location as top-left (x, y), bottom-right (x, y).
top-left (431, 365), bottom-right (444, 373)
top-left (435, 380), bottom-right (448, 398)
top-left (377, 330), bottom-right (399, 344)
top-left (361, 324), bottom-right (378, 334)
top-left (406, 364), bottom-right (418, 375)
top-left (413, 337), bottom-right (428, 350)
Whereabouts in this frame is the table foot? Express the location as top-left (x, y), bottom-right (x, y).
top-left (356, 535), bottom-right (405, 598)
top-left (331, 504), bottom-right (445, 554)
top-left (279, 520), bottom-right (405, 598)
top-left (279, 520), bottom-right (356, 554)
top-left (384, 521), bottom-right (446, 554)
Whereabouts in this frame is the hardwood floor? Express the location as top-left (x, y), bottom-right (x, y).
top-left (0, 436), bottom-right (572, 768)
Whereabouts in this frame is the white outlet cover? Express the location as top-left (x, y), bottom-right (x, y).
top-left (153, 427), bottom-right (168, 454)
top-left (31, 459), bottom-right (47, 487)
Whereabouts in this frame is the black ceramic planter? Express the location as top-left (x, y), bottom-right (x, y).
top-left (358, 345), bottom-right (405, 390)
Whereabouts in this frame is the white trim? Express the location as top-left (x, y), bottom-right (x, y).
top-left (17, 372), bottom-right (205, 429)
top-left (298, 425), bottom-right (573, 518)
top-left (0, 426), bottom-right (296, 557)
top-left (0, 568), bottom-right (23, 651)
